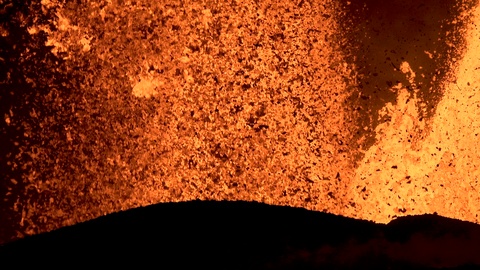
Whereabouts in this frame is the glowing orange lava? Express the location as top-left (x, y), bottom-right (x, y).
top-left (2, 0), bottom-right (479, 244)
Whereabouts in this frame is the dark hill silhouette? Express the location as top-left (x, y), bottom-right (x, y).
top-left (0, 200), bottom-right (479, 269)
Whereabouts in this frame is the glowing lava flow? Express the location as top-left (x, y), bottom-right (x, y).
top-left (347, 4), bottom-right (480, 224)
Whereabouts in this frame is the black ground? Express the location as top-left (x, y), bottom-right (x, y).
top-left (0, 200), bottom-right (479, 269)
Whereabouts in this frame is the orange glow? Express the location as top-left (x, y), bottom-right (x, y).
top-left (345, 3), bottom-right (480, 224)
top-left (2, 0), bottom-right (479, 243)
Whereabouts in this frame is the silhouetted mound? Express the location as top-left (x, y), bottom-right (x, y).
top-left (0, 200), bottom-right (479, 269)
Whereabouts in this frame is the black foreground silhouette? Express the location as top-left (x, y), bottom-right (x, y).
top-left (0, 200), bottom-right (479, 269)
